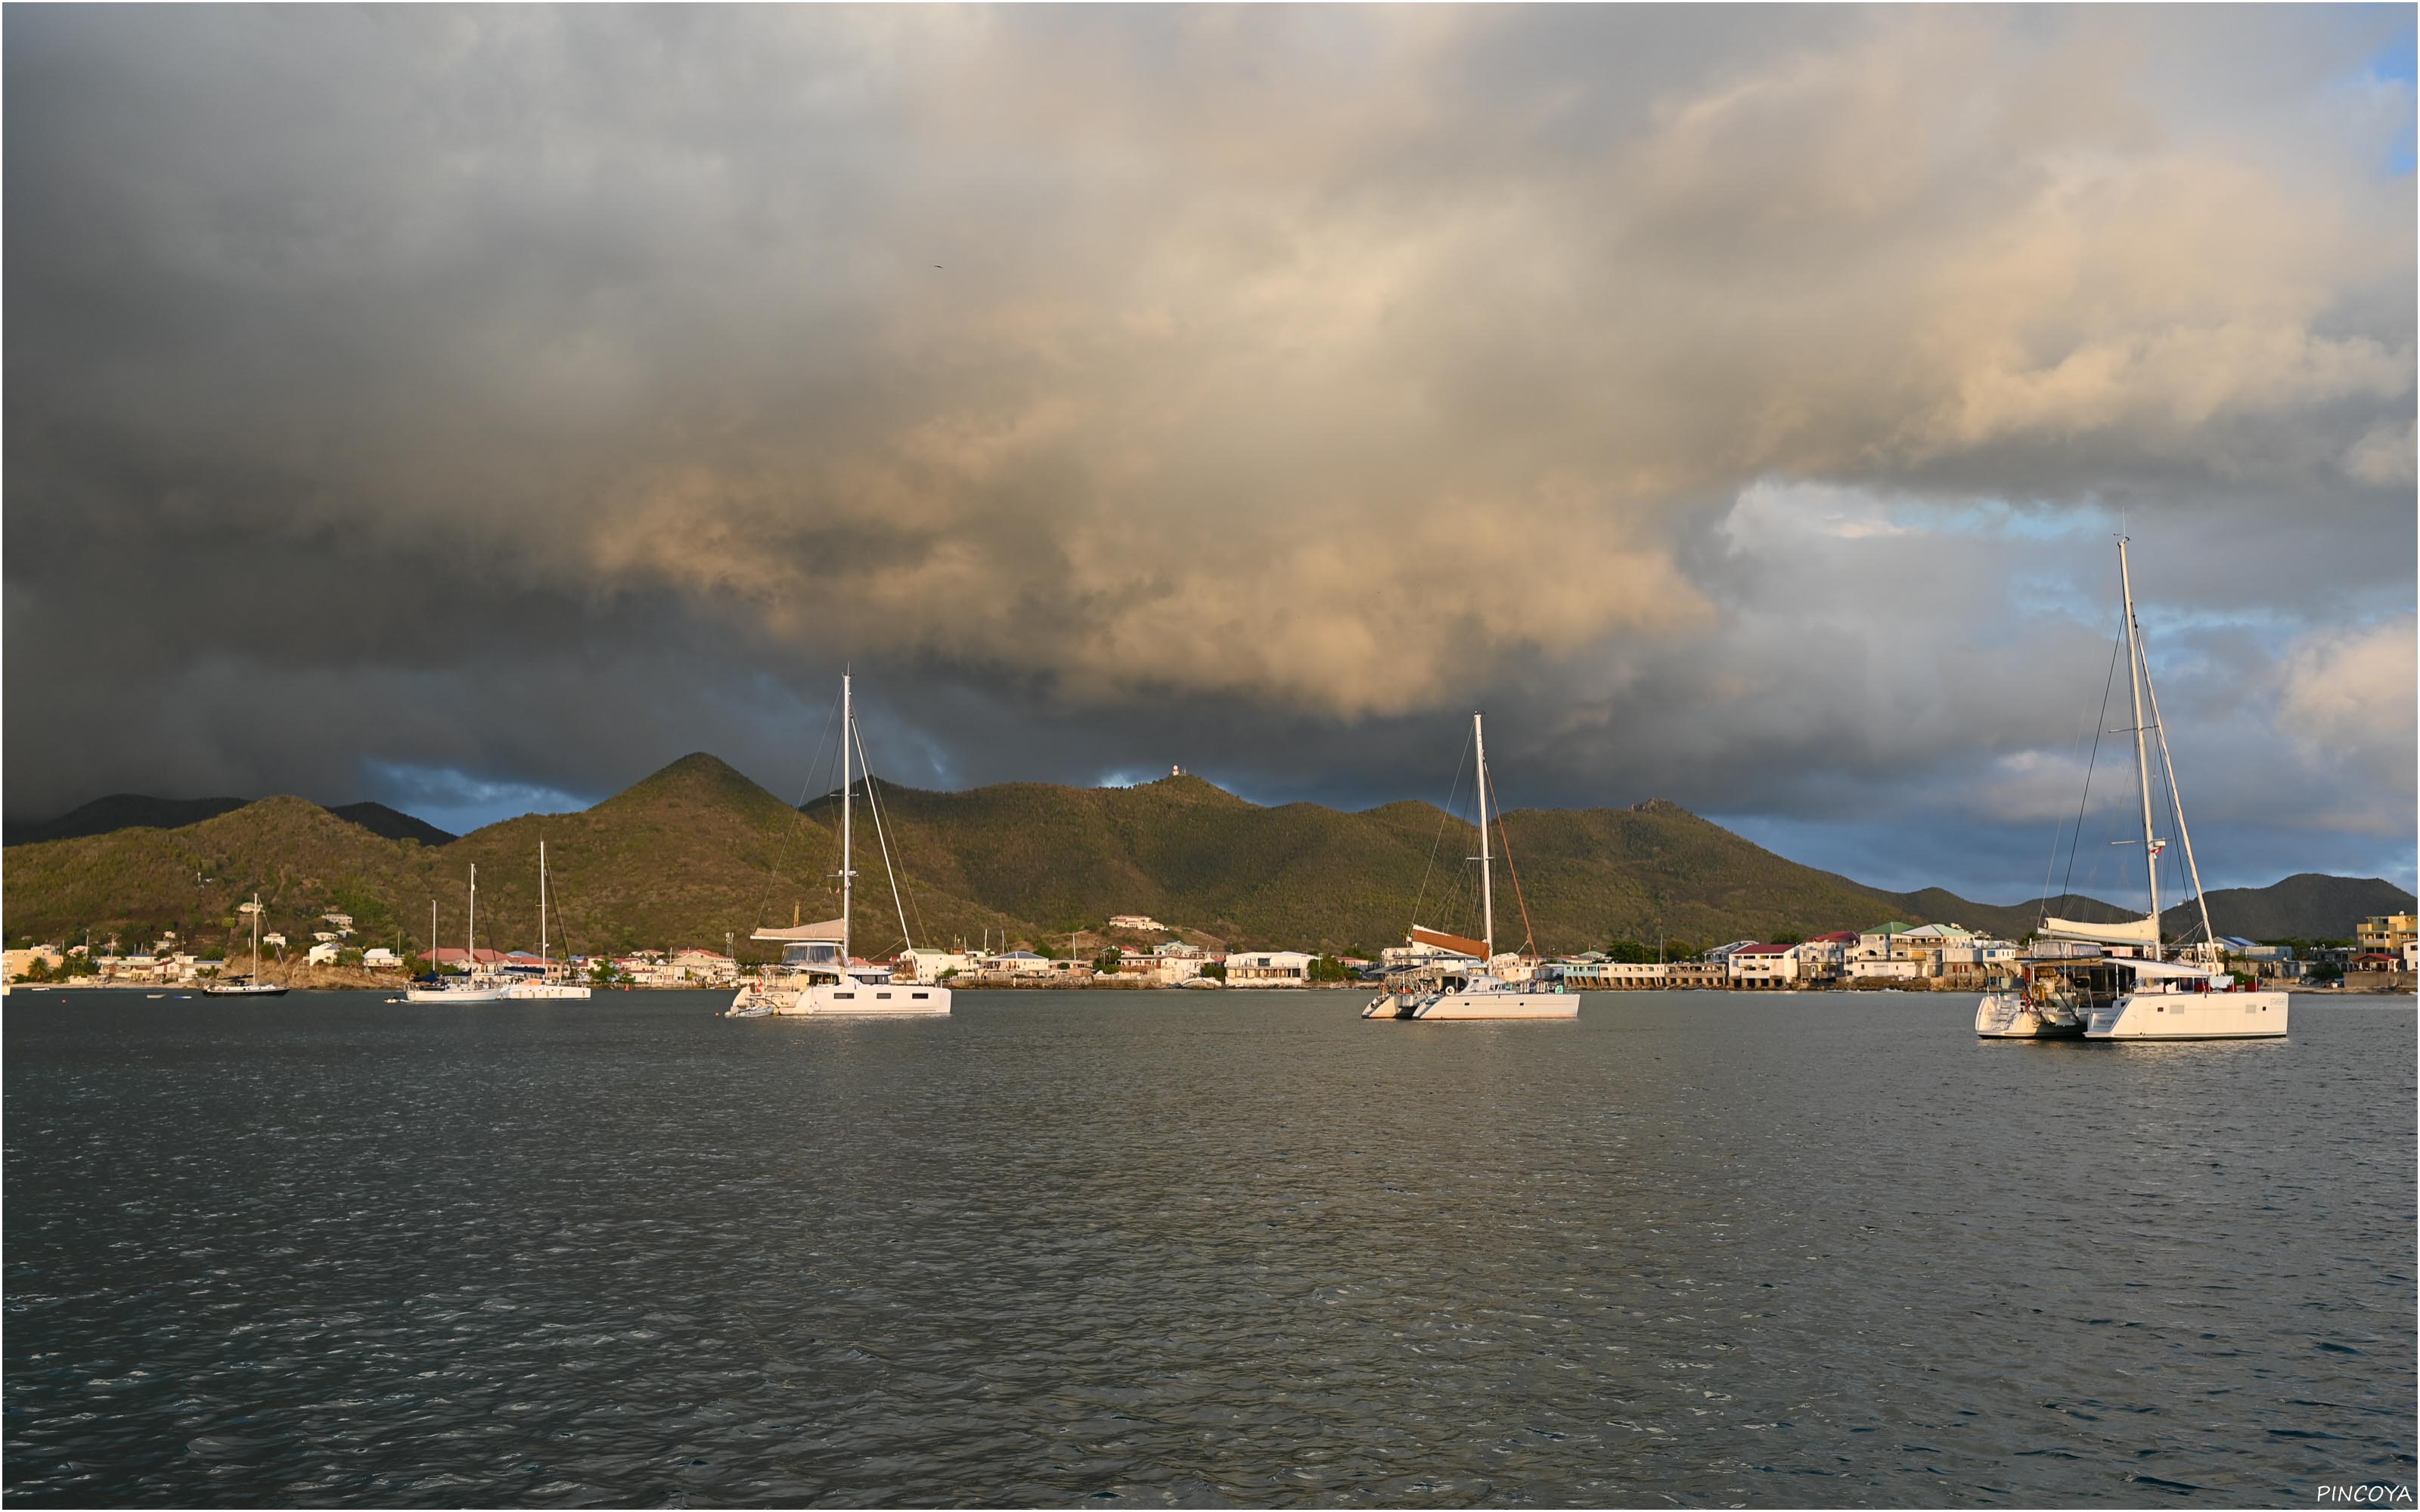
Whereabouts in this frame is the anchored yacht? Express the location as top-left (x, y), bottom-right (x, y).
top-left (726, 674), bottom-right (951, 1018)
top-left (1364, 711), bottom-right (1575, 1021)
top-left (406, 872), bottom-right (505, 1003)
top-left (1975, 536), bottom-right (2287, 1042)
top-left (200, 894), bottom-right (288, 996)
top-left (498, 840), bottom-right (590, 999)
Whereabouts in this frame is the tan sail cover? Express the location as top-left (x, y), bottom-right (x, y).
top-left (750, 919), bottom-right (848, 943)
top-left (1410, 925), bottom-right (1487, 959)
top-left (2040, 915), bottom-right (2162, 947)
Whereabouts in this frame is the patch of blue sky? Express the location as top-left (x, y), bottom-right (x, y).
top-left (2133, 603), bottom-right (2308, 638)
top-left (360, 760), bottom-right (594, 837)
top-left (1914, 497), bottom-right (2118, 543)
top-left (2362, 26), bottom-right (2416, 174)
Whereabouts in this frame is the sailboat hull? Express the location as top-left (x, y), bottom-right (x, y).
top-left (1364, 990), bottom-right (1576, 1020)
top-left (1415, 991), bottom-right (1576, 1020)
top-left (2086, 990), bottom-right (2288, 1040)
top-left (729, 980), bottom-right (951, 1016)
top-left (1974, 994), bottom-right (2084, 1039)
top-left (405, 984), bottom-right (504, 1003)
top-left (499, 982), bottom-right (591, 1000)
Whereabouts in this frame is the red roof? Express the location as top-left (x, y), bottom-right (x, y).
top-left (1808, 931), bottom-right (1859, 943)
top-left (1737, 943), bottom-right (1796, 956)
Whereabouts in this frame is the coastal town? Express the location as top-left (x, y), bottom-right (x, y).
top-left (11, 910), bottom-right (2415, 994)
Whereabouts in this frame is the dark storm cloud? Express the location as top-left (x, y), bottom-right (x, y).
top-left (6, 6), bottom-right (2413, 898)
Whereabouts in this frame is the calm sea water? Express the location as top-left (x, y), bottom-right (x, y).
top-left (5, 989), bottom-right (2411, 1507)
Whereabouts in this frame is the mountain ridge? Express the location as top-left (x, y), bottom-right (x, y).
top-left (4, 761), bottom-right (2406, 958)
top-left (7, 792), bottom-right (458, 848)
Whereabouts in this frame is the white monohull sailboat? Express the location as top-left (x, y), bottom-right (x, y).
top-left (406, 868), bottom-right (504, 1003)
top-left (1363, 711), bottom-right (1575, 1021)
top-left (726, 674), bottom-right (951, 1018)
top-left (200, 894), bottom-right (288, 996)
top-left (500, 840), bottom-right (590, 999)
top-left (1975, 537), bottom-right (2288, 1042)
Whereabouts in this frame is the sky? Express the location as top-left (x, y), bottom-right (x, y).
top-left (6, 5), bottom-right (2415, 903)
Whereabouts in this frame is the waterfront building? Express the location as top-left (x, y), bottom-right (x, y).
top-left (1728, 943), bottom-right (1801, 987)
top-left (1561, 959), bottom-right (1668, 989)
top-left (4, 945), bottom-right (65, 981)
top-left (422, 947), bottom-right (512, 968)
top-left (984, 950), bottom-right (1056, 978)
top-left (1847, 958), bottom-right (1923, 982)
top-left (1665, 961), bottom-right (1731, 989)
top-left (2357, 913), bottom-right (2415, 953)
top-left (896, 947), bottom-right (974, 984)
top-left (1227, 950), bottom-right (1314, 986)
top-left (1855, 922), bottom-right (1916, 962)
top-left (668, 948), bottom-right (737, 984)
top-left (1148, 941), bottom-right (1208, 984)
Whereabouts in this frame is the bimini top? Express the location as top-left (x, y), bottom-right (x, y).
top-left (750, 919), bottom-right (847, 943)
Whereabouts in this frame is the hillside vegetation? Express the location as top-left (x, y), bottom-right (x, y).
top-left (5, 758), bottom-right (2408, 960)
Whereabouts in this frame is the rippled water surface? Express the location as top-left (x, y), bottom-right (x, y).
top-left (6, 989), bottom-right (2412, 1506)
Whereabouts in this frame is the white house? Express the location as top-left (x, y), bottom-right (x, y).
top-left (985, 950), bottom-right (1057, 978)
top-left (1854, 923), bottom-right (1917, 962)
top-left (361, 947), bottom-right (399, 967)
top-left (1106, 914), bottom-right (1170, 934)
top-left (669, 949), bottom-right (737, 984)
top-left (1149, 941), bottom-right (1209, 984)
top-left (306, 942), bottom-right (340, 965)
top-left (1727, 943), bottom-right (1801, 987)
top-left (1848, 958), bottom-right (1923, 981)
top-left (1226, 950), bottom-right (1314, 986)
top-left (896, 947), bottom-right (974, 984)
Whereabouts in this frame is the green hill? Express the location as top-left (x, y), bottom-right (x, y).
top-left (5, 758), bottom-right (2406, 962)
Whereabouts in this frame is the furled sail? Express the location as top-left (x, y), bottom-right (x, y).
top-left (1410, 925), bottom-right (1488, 959)
top-left (750, 919), bottom-right (849, 943)
top-left (2039, 915), bottom-right (2162, 947)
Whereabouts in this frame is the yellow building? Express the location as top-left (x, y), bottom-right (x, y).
top-left (2356, 914), bottom-right (2415, 953)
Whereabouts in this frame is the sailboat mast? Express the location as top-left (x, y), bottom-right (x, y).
top-left (538, 839), bottom-right (549, 972)
top-left (252, 893), bottom-right (262, 979)
top-left (469, 864), bottom-right (479, 974)
top-left (430, 898), bottom-right (438, 978)
top-left (1474, 711), bottom-right (1495, 962)
top-left (2118, 538), bottom-right (2162, 960)
top-left (840, 672), bottom-right (854, 967)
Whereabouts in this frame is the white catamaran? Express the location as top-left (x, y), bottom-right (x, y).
top-left (201, 894), bottom-right (288, 996)
top-left (406, 867), bottom-right (504, 1003)
top-left (1364, 711), bottom-right (1575, 1021)
top-left (499, 840), bottom-right (590, 999)
top-left (1975, 536), bottom-right (2288, 1042)
top-left (725, 673), bottom-right (951, 1018)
